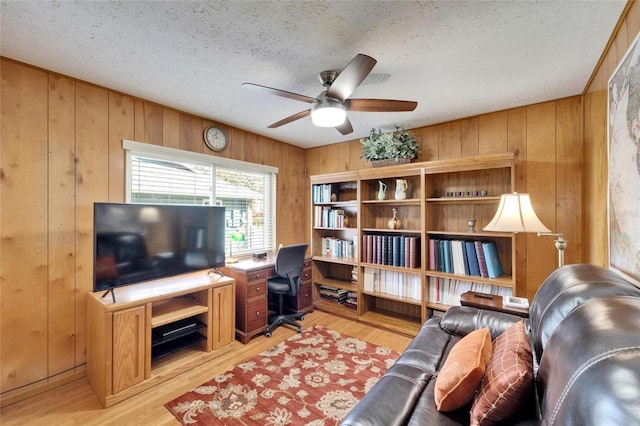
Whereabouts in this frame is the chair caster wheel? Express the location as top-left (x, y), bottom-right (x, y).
top-left (265, 332), bottom-right (272, 338)
top-left (297, 327), bottom-right (302, 333)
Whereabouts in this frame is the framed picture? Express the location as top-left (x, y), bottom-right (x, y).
top-left (608, 30), bottom-right (640, 286)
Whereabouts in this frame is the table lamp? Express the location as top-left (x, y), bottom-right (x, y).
top-left (227, 231), bottom-right (245, 264)
top-left (483, 192), bottom-right (567, 268)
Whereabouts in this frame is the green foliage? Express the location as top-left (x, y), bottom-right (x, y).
top-left (359, 125), bottom-right (419, 162)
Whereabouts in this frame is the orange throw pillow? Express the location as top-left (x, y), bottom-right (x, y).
top-left (470, 320), bottom-right (533, 425)
top-left (434, 327), bottom-right (492, 412)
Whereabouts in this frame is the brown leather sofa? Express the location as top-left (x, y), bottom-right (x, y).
top-left (341, 264), bottom-right (640, 425)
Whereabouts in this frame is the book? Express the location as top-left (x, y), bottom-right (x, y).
top-left (443, 240), bottom-right (452, 273)
top-left (474, 240), bottom-right (489, 278)
top-left (465, 241), bottom-right (481, 276)
top-left (428, 238), bottom-right (436, 270)
top-left (482, 241), bottom-right (504, 278)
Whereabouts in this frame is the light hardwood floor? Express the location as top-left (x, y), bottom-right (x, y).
top-left (0, 311), bottom-right (413, 425)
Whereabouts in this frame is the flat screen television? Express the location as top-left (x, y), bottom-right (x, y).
top-left (93, 202), bottom-right (226, 293)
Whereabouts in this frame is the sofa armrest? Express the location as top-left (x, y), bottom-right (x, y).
top-left (440, 306), bottom-right (522, 339)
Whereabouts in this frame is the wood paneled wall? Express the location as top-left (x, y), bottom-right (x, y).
top-left (307, 96), bottom-right (584, 301)
top-left (583, 1), bottom-right (640, 266)
top-left (0, 58), bottom-right (306, 401)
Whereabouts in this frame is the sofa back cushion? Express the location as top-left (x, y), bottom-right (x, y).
top-left (529, 264), bottom-right (640, 362)
top-left (537, 297), bottom-right (640, 425)
top-left (434, 328), bottom-right (492, 412)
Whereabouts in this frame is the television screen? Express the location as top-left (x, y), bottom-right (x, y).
top-left (93, 203), bottom-right (226, 292)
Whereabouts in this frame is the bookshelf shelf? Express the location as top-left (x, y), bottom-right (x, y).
top-left (310, 153), bottom-right (516, 335)
top-left (426, 270), bottom-right (514, 287)
top-left (361, 290), bottom-right (422, 306)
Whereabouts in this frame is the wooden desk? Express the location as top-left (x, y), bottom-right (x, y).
top-left (220, 255), bottom-right (312, 343)
top-left (460, 291), bottom-right (529, 318)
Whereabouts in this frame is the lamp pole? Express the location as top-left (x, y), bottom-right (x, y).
top-left (537, 232), bottom-right (567, 268)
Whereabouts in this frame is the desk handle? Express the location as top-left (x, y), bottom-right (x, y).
top-left (256, 287), bottom-right (260, 292)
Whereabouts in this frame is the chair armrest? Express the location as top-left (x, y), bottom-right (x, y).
top-left (439, 306), bottom-right (523, 339)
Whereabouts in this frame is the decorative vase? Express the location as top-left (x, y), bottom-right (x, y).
top-left (377, 181), bottom-right (387, 200)
top-left (388, 208), bottom-right (402, 229)
top-left (467, 219), bottom-right (477, 233)
top-left (395, 179), bottom-right (408, 200)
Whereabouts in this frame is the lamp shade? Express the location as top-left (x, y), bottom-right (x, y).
top-left (483, 193), bottom-right (550, 233)
top-left (311, 93), bottom-right (346, 127)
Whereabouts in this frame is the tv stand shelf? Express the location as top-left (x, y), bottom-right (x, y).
top-left (86, 271), bottom-right (236, 408)
top-left (151, 297), bottom-right (209, 328)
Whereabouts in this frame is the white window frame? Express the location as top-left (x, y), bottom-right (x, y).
top-left (123, 139), bottom-right (278, 256)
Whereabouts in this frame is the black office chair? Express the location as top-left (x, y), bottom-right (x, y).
top-left (265, 243), bottom-right (308, 337)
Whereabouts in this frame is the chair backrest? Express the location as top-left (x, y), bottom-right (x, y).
top-left (273, 243), bottom-right (308, 296)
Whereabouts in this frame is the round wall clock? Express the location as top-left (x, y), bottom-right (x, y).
top-left (203, 125), bottom-right (229, 152)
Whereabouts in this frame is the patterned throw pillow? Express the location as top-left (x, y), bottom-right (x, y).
top-left (434, 328), bottom-right (492, 412)
top-left (470, 320), bottom-right (533, 425)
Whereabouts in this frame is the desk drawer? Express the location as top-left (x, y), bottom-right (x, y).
top-left (247, 281), bottom-right (267, 299)
top-left (247, 297), bottom-right (267, 331)
top-left (246, 268), bottom-right (274, 282)
top-left (297, 283), bottom-right (313, 309)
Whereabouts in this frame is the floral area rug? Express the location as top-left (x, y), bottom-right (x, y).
top-left (165, 325), bottom-right (399, 425)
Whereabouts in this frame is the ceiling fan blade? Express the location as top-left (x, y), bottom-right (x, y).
top-left (326, 54), bottom-right (377, 102)
top-left (242, 83), bottom-right (315, 104)
top-left (335, 117), bottom-right (354, 135)
top-left (267, 109), bottom-right (311, 128)
top-left (346, 99), bottom-right (418, 112)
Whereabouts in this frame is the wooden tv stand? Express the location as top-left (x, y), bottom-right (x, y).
top-left (86, 271), bottom-right (236, 407)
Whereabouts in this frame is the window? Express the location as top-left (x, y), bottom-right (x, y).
top-left (124, 140), bottom-right (277, 258)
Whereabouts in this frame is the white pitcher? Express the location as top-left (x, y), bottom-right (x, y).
top-left (395, 179), bottom-right (408, 200)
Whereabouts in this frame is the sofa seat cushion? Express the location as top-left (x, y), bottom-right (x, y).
top-left (435, 328), bottom-right (492, 412)
top-left (341, 319), bottom-right (456, 426)
top-left (470, 320), bottom-right (533, 425)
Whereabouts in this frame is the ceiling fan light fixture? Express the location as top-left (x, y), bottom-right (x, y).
top-left (311, 93), bottom-right (346, 127)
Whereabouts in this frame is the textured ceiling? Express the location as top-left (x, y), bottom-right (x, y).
top-left (0, 1), bottom-right (627, 149)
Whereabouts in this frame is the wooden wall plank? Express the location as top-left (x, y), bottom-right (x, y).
top-left (507, 107), bottom-right (527, 296)
top-left (134, 100), bottom-right (162, 145)
top-left (438, 121), bottom-right (462, 160)
top-left (47, 74), bottom-right (77, 377)
top-left (479, 110), bottom-right (508, 154)
top-left (277, 144), bottom-right (306, 246)
top-left (420, 125), bottom-right (439, 161)
top-left (556, 97), bottom-right (583, 265)
top-left (162, 108), bottom-right (180, 149)
top-left (75, 82), bottom-right (109, 366)
top-left (178, 113), bottom-right (203, 153)
top-left (108, 93), bottom-right (134, 202)
top-left (460, 117), bottom-right (479, 157)
top-left (525, 102), bottom-right (557, 298)
top-left (0, 61), bottom-right (49, 392)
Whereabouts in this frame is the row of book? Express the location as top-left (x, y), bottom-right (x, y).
top-left (362, 234), bottom-right (420, 269)
top-left (428, 238), bottom-right (504, 279)
top-left (320, 236), bottom-right (357, 259)
top-left (362, 267), bottom-right (422, 301)
top-left (312, 184), bottom-right (338, 204)
top-left (428, 276), bottom-right (512, 306)
top-left (314, 206), bottom-right (347, 228)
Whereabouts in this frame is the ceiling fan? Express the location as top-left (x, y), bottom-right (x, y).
top-left (242, 54), bottom-right (418, 135)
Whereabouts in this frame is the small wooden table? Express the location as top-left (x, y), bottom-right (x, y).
top-left (460, 291), bottom-right (529, 318)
